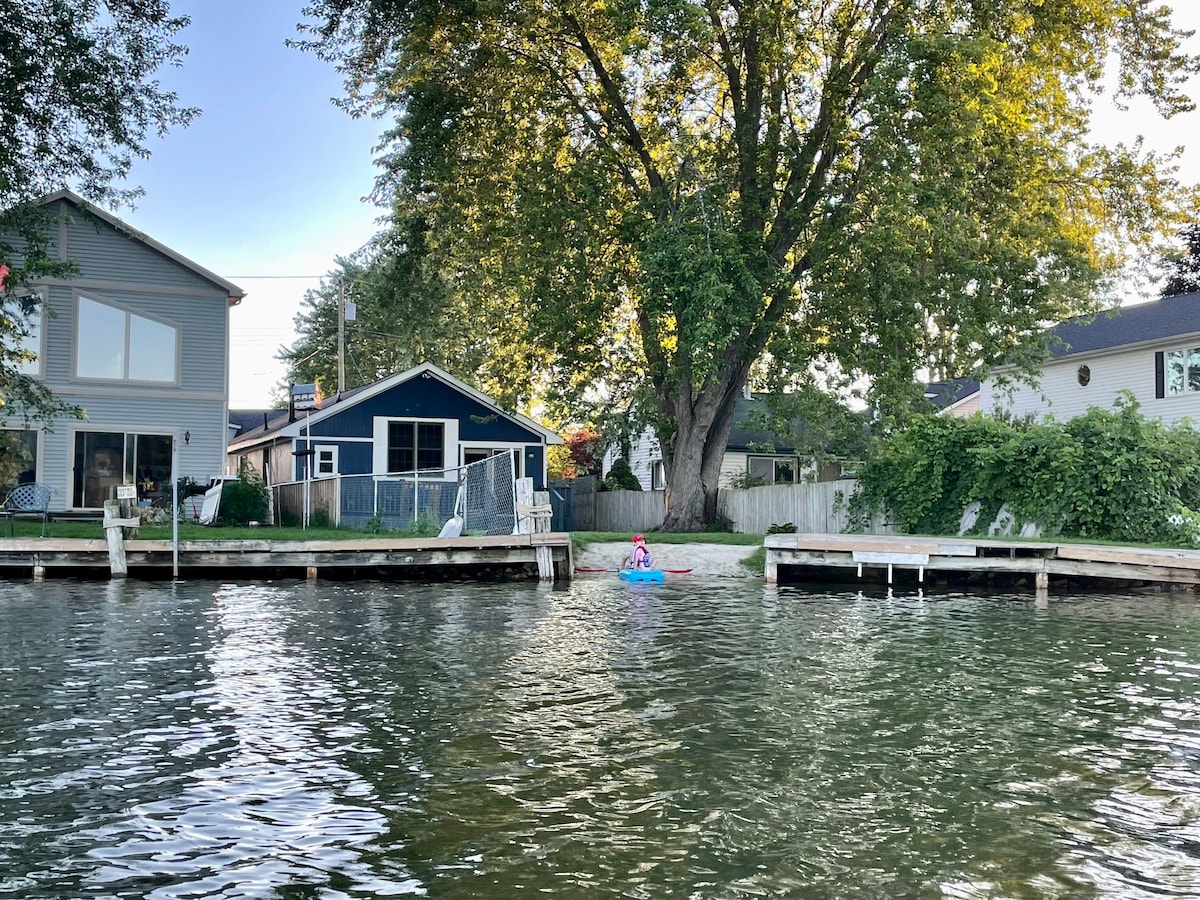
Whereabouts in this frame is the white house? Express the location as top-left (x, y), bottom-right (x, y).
top-left (981, 292), bottom-right (1200, 424)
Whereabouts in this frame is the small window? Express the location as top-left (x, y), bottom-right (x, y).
top-left (1077, 365), bottom-right (1091, 387)
top-left (314, 445), bottom-right (338, 478)
top-left (650, 460), bottom-right (665, 490)
top-left (747, 456), bottom-right (798, 485)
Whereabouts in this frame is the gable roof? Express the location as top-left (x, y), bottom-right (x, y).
top-left (1048, 291), bottom-right (1200, 359)
top-left (228, 362), bottom-right (563, 450)
top-left (39, 189), bottom-right (246, 304)
top-left (924, 378), bottom-right (980, 409)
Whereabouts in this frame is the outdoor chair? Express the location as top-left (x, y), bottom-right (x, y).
top-left (0, 482), bottom-right (52, 538)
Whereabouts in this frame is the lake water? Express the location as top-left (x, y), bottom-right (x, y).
top-left (3, 578), bottom-right (1200, 898)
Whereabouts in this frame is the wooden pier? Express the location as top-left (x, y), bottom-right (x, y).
top-left (765, 533), bottom-right (1200, 594)
top-left (0, 533), bottom-right (574, 582)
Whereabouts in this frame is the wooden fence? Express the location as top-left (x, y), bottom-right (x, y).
top-left (272, 478), bottom-right (340, 526)
top-left (579, 479), bottom-right (888, 535)
top-left (717, 480), bottom-right (868, 534)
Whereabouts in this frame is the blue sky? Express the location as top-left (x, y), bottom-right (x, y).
top-left (110, 0), bottom-right (1200, 409)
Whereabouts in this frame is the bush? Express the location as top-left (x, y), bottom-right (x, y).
top-left (217, 460), bottom-right (270, 526)
top-left (601, 457), bottom-right (642, 491)
top-left (849, 397), bottom-right (1200, 546)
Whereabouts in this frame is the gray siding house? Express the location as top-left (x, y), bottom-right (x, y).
top-left (1, 190), bottom-right (245, 511)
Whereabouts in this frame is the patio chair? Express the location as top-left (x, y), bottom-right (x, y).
top-left (1, 483), bottom-right (52, 537)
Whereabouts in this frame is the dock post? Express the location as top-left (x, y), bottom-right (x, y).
top-left (765, 550), bottom-right (777, 584)
top-left (1035, 569), bottom-right (1049, 604)
top-left (103, 500), bottom-right (130, 578)
top-left (307, 566), bottom-right (318, 582)
top-left (32, 555), bottom-right (44, 582)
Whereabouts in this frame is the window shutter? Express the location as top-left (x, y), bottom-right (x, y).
top-left (1155, 351), bottom-right (1165, 399)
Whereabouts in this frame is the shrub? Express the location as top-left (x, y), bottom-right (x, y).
top-left (217, 459), bottom-right (270, 526)
top-left (849, 397), bottom-right (1200, 546)
top-left (601, 457), bottom-right (642, 491)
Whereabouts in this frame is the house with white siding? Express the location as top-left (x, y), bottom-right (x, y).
top-left (0, 190), bottom-right (244, 510)
top-left (981, 291), bottom-right (1200, 425)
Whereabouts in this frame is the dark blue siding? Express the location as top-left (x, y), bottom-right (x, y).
top-left (307, 376), bottom-right (544, 444)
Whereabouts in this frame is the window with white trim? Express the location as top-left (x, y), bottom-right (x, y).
top-left (314, 445), bottom-right (338, 478)
top-left (748, 455), bottom-right (798, 485)
top-left (463, 447), bottom-right (521, 478)
top-left (75, 295), bottom-right (178, 383)
top-left (651, 460), bottom-right (665, 490)
top-left (1166, 347), bottom-right (1200, 396)
top-left (6, 292), bottom-right (44, 376)
top-left (387, 421), bottom-right (444, 472)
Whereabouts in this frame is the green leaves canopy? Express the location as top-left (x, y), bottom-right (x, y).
top-left (0, 0), bottom-right (195, 423)
top-left (299, 0), bottom-right (1197, 528)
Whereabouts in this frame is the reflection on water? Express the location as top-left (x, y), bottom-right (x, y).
top-left (3, 579), bottom-right (1200, 897)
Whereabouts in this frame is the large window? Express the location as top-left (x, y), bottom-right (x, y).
top-left (73, 430), bottom-right (172, 508)
top-left (748, 456), bottom-right (798, 485)
top-left (1166, 348), bottom-right (1200, 396)
top-left (75, 295), bottom-right (178, 383)
top-left (8, 293), bottom-right (44, 377)
top-left (387, 421), bottom-right (444, 472)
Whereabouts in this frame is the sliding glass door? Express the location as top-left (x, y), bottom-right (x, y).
top-left (73, 431), bottom-right (172, 508)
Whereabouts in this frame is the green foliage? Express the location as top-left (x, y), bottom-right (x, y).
top-left (1158, 223), bottom-right (1200, 299)
top-left (725, 469), bottom-right (768, 489)
top-left (0, 1), bottom-right (193, 427)
top-left (601, 458), bottom-right (642, 492)
top-left (299, 0), bottom-right (1198, 530)
top-left (217, 462), bottom-right (270, 526)
top-left (767, 523), bottom-right (797, 534)
top-left (849, 400), bottom-right (1200, 546)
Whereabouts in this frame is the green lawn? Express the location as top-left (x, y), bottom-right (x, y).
top-left (5, 521), bottom-right (771, 544)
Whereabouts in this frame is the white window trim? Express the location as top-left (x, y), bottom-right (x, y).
top-left (313, 444), bottom-right (339, 478)
top-left (10, 290), bottom-right (45, 378)
top-left (461, 443), bottom-right (526, 479)
top-left (372, 416), bottom-right (458, 477)
top-left (1165, 346), bottom-right (1200, 397)
top-left (748, 455), bottom-right (799, 485)
top-left (73, 292), bottom-right (181, 386)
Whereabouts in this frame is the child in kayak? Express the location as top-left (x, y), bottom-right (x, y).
top-left (628, 534), bottom-right (652, 570)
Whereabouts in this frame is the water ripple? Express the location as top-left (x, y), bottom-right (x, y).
top-left (4, 581), bottom-right (1200, 896)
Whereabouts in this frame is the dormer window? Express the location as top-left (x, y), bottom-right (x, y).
top-left (75, 295), bottom-right (178, 384)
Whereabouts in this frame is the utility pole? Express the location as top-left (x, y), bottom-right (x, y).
top-left (337, 279), bottom-right (345, 395)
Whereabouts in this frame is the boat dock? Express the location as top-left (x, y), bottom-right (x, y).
top-left (765, 533), bottom-right (1200, 594)
top-left (0, 533), bottom-right (574, 582)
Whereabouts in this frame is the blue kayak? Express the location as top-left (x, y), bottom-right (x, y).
top-left (619, 568), bottom-right (665, 584)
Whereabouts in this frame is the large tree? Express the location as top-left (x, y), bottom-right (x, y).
top-left (301, 0), bottom-right (1197, 530)
top-left (1159, 222), bottom-right (1200, 298)
top-left (0, 0), bottom-right (195, 419)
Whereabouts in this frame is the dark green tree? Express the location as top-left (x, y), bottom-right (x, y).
top-left (1159, 222), bottom-right (1200, 298)
top-left (299, 0), bottom-right (1197, 530)
top-left (0, 0), bottom-right (195, 421)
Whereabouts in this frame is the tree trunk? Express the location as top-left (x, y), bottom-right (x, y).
top-left (661, 369), bottom-right (747, 532)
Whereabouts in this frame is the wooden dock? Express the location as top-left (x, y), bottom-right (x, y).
top-left (765, 533), bottom-right (1200, 594)
top-left (0, 533), bottom-right (574, 582)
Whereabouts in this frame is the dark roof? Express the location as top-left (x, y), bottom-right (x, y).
top-left (229, 385), bottom-right (369, 443)
top-left (726, 395), bottom-right (801, 453)
top-left (228, 409), bottom-right (287, 436)
top-left (1050, 291), bottom-right (1200, 358)
top-left (923, 378), bottom-right (980, 409)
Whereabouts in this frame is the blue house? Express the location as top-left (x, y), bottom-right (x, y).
top-left (1, 190), bottom-right (245, 511)
top-left (226, 362), bottom-right (563, 492)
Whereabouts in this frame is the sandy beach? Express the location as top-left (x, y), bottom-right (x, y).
top-left (572, 541), bottom-right (762, 578)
